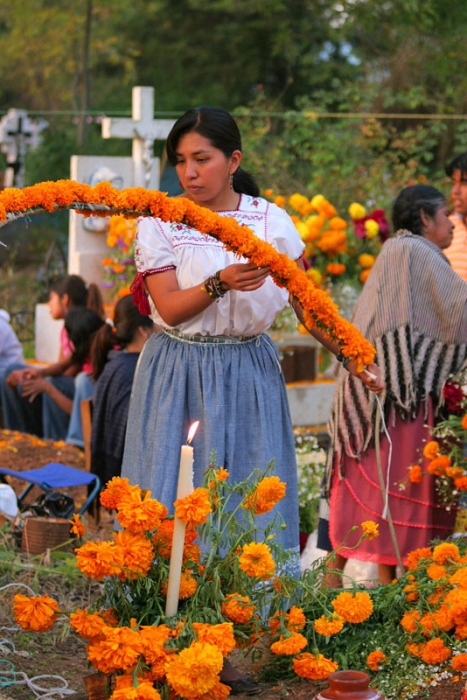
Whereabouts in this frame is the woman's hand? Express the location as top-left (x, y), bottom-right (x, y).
top-left (348, 362), bottom-right (384, 394)
top-left (21, 376), bottom-right (48, 401)
top-left (219, 262), bottom-right (270, 292)
top-left (6, 368), bottom-right (38, 389)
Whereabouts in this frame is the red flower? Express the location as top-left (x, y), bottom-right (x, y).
top-left (353, 209), bottom-right (390, 242)
top-left (443, 382), bottom-right (464, 414)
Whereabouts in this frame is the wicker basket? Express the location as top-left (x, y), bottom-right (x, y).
top-left (21, 516), bottom-right (72, 554)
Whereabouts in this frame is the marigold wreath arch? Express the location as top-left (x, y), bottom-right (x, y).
top-left (0, 180), bottom-right (375, 369)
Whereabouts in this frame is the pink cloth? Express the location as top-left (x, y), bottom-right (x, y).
top-left (329, 403), bottom-right (455, 566)
top-left (60, 326), bottom-right (73, 358)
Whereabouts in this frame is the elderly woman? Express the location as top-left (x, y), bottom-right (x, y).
top-left (323, 184), bottom-right (467, 585)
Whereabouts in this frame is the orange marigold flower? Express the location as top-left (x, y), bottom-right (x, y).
top-left (426, 563), bottom-right (447, 580)
top-left (117, 488), bottom-right (168, 533)
top-left (161, 569), bottom-right (198, 600)
top-left (423, 441), bottom-right (440, 460)
top-left (427, 455), bottom-right (451, 475)
top-left (454, 476), bottom-right (467, 491)
top-left (401, 610), bottom-right (420, 633)
top-left (432, 542), bottom-right (460, 565)
top-left (432, 605), bottom-right (454, 632)
top-left (221, 593), bottom-right (255, 624)
top-left (406, 547), bottom-right (432, 571)
top-left (286, 606), bottom-right (306, 632)
top-left (152, 518), bottom-right (174, 558)
top-left (404, 582), bottom-right (419, 602)
top-left (113, 530), bottom-right (155, 579)
top-left (165, 642), bottom-right (224, 699)
top-left (69, 513), bottom-right (85, 538)
top-left (238, 542), bottom-right (276, 579)
top-left (111, 679), bottom-right (162, 700)
top-left (419, 612), bottom-right (436, 636)
top-left (244, 476), bottom-right (286, 515)
top-left (314, 614), bottom-right (344, 636)
top-left (139, 624), bottom-right (173, 678)
top-left (87, 626), bottom-right (144, 674)
top-left (292, 652), bottom-right (338, 680)
top-left (450, 568), bottom-right (467, 589)
top-left (271, 632), bottom-right (308, 656)
top-left (409, 465), bottom-right (423, 484)
top-left (367, 650), bottom-right (387, 671)
top-left (452, 653), bottom-right (467, 671)
top-left (361, 521), bottom-right (379, 540)
top-left (69, 609), bottom-right (108, 641)
top-left (13, 593), bottom-right (59, 632)
top-left (326, 263), bottom-right (346, 276)
top-left (192, 622), bottom-right (236, 658)
top-left (76, 540), bottom-right (124, 580)
top-left (421, 637), bottom-right (451, 665)
top-left (174, 487), bottom-right (212, 526)
top-left (331, 591), bottom-right (373, 624)
top-left (406, 642), bottom-right (425, 658)
top-left (100, 476), bottom-right (137, 510)
top-left (462, 413), bottom-right (467, 430)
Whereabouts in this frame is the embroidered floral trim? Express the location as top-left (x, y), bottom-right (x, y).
top-left (0, 180), bottom-right (375, 368)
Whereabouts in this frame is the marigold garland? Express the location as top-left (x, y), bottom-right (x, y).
top-left (0, 180), bottom-right (375, 369)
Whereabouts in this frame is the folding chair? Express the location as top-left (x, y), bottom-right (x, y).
top-left (0, 462), bottom-right (100, 515)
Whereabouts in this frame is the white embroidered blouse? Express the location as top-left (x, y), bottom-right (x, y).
top-left (134, 194), bottom-right (304, 336)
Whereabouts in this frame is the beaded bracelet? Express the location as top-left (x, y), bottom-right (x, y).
top-left (201, 271), bottom-right (227, 300)
top-left (336, 350), bottom-right (351, 370)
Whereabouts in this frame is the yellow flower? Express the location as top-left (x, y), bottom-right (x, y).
top-left (295, 220), bottom-right (309, 240)
top-left (364, 219), bottom-right (379, 238)
top-left (165, 642), bottom-right (224, 699)
top-left (13, 594), bottom-right (59, 632)
top-left (292, 652), bottom-right (338, 680)
top-left (307, 268), bottom-right (323, 285)
top-left (238, 542), bottom-right (276, 579)
top-left (244, 475), bottom-right (286, 515)
top-left (174, 487), bottom-right (212, 526)
top-left (348, 202), bottom-right (366, 220)
top-left (289, 193), bottom-right (309, 214)
top-left (361, 521), bottom-right (379, 540)
top-left (331, 591), bottom-right (373, 623)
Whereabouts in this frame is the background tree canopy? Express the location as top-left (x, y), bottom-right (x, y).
top-left (0, 0), bottom-right (465, 207)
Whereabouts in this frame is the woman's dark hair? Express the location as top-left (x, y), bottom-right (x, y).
top-left (91, 294), bottom-right (153, 381)
top-left (51, 274), bottom-right (105, 317)
top-left (165, 106), bottom-right (260, 197)
top-left (392, 185), bottom-right (446, 236)
top-left (64, 308), bottom-right (105, 367)
top-left (446, 151), bottom-right (467, 178)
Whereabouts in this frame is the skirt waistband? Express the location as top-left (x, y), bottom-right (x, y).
top-left (162, 328), bottom-right (262, 345)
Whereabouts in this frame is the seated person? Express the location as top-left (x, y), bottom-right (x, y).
top-left (90, 295), bottom-right (156, 488)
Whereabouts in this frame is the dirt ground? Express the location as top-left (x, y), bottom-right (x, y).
top-left (0, 429), bottom-right (463, 700)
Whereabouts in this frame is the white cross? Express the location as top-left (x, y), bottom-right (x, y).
top-left (101, 86), bottom-right (175, 188)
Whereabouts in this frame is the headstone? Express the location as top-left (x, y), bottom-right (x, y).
top-left (0, 109), bottom-right (47, 187)
top-left (68, 86), bottom-right (175, 284)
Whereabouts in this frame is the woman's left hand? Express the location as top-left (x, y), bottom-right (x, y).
top-left (21, 376), bottom-right (48, 401)
top-left (349, 362), bottom-right (384, 394)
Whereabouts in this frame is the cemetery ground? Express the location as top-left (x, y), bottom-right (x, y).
top-left (0, 430), bottom-right (463, 700)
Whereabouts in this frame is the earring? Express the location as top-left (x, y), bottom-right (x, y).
top-left (229, 173), bottom-right (234, 190)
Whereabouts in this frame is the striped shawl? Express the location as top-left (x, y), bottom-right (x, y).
top-left (327, 232), bottom-right (467, 485)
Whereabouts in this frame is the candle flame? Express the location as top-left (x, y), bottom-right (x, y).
top-left (187, 421), bottom-right (200, 444)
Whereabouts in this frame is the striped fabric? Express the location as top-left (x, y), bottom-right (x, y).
top-left (444, 213), bottom-right (467, 283)
top-left (326, 231), bottom-right (467, 488)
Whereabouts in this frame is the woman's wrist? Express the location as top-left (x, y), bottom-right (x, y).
top-left (201, 270), bottom-right (229, 300)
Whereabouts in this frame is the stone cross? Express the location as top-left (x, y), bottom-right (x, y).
top-left (101, 86), bottom-right (175, 188)
top-left (0, 108), bottom-right (47, 187)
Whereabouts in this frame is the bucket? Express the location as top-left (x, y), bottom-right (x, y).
top-left (21, 516), bottom-right (72, 554)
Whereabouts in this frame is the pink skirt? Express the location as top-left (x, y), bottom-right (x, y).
top-left (329, 403), bottom-right (455, 566)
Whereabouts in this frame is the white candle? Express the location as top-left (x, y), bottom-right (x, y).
top-left (165, 422), bottom-right (199, 617)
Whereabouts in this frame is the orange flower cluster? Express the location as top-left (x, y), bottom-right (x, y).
top-left (13, 593), bottom-right (59, 632)
top-left (244, 475), bottom-right (286, 515)
top-left (366, 649), bottom-right (387, 671)
top-left (331, 591), bottom-right (374, 624)
top-left (0, 180), bottom-right (375, 369)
